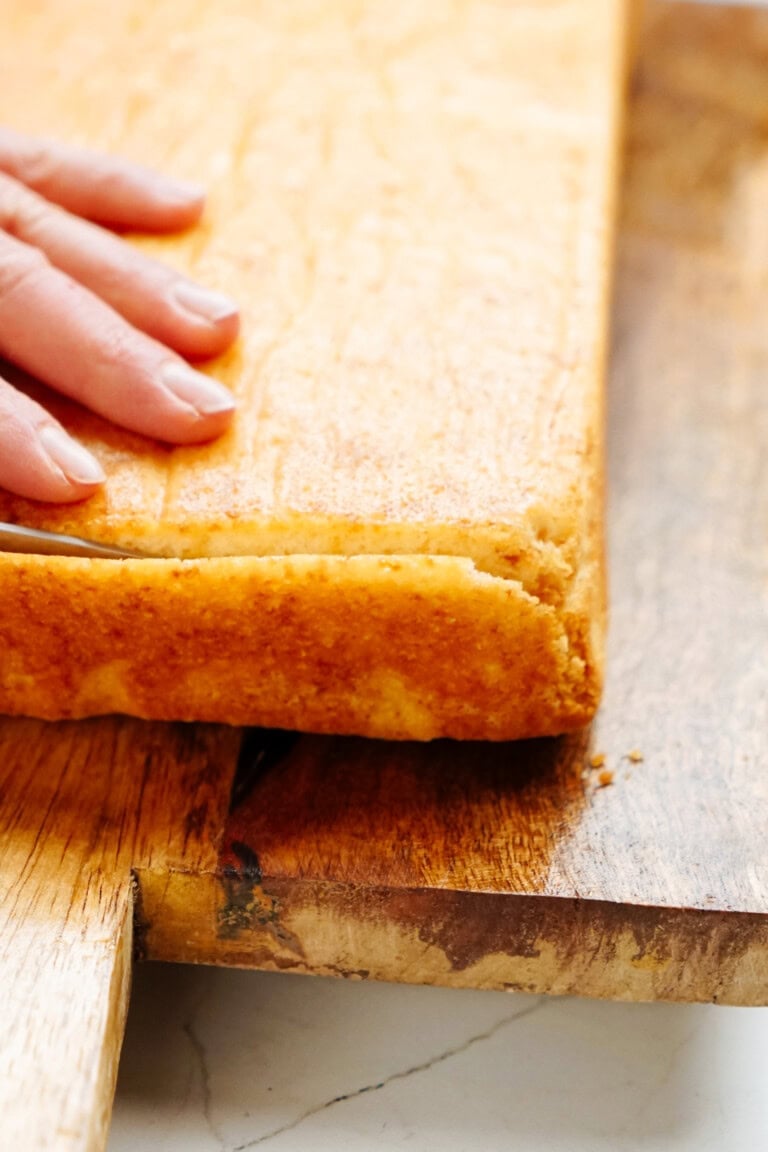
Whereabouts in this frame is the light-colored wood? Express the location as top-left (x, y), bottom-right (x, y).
top-left (1, 879), bottom-right (131, 1152)
top-left (2, 4), bottom-right (768, 1150)
top-left (0, 720), bottom-right (240, 1152)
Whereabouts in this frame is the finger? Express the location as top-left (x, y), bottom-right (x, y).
top-left (0, 172), bottom-right (239, 360)
top-left (0, 374), bottom-right (105, 502)
top-left (0, 232), bottom-right (236, 444)
top-left (0, 127), bottom-right (205, 232)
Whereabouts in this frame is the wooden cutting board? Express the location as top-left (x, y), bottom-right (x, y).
top-left (1, 4), bottom-right (767, 1149)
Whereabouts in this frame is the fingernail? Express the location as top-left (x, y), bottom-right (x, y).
top-left (159, 178), bottom-right (206, 204)
top-left (160, 362), bottom-right (236, 416)
top-left (39, 425), bottom-right (106, 486)
top-left (172, 281), bottom-right (238, 325)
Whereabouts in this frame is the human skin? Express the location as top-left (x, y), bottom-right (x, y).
top-left (0, 128), bottom-right (240, 503)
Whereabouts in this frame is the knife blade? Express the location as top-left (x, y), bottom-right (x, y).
top-left (0, 521), bottom-right (149, 559)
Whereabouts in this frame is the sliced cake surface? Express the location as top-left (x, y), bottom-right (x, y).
top-left (0, 0), bottom-right (628, 738)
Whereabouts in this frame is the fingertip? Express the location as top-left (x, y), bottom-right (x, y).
top-left (0, 394), bottom-right (107, 503)
top-left (143, 181), bottom-right (206, 232)
top-left (0, 452), bottom-right (104, 505)
top-left (201, 307), bottom-right (241, 358)
top-left (195, 401), bottom-right (237, 441)
top-left (159, 362), bottom-right (236, 430)
top-left (24, 426), bottom-right (106, 502)
top-left (36, 475), bottom-right (104, 504)
top-left (38, 425), bottom-right (106, 486)
top-left (171, 281), bottom-right (238, 325)
top-left (159, 399), bottom-right (237, 447)
top-left (102, 179), bottom-right (206, 234)
top-left (163, 179), bottom-right (207, 204)
top-left (112, 362), bottom-right (236, 446)
top-left (167, 282), bottom-right (241, 359)
top-left (210, 306), bottom-right (240, 348)
top-left (180, 412), bottom-right (235, 446)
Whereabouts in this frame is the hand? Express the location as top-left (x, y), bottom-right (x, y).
top-left (0, 128), bottom-right (239, 503)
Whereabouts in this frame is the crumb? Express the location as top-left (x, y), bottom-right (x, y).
top-left (589, 753), bottom-right (605, 769)
top-left (598, 769), bottom-right (614, 787)
top-left (626, 749), bottom-right (644, 763)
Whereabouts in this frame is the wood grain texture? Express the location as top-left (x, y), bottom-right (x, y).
top-left (0, 721), bottom-right (240, 1151)
top-left (132, 1), bottom-right (768, 1002)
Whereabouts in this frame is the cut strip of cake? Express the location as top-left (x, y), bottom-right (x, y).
top-left (0, 0), bottom-right (631, 739)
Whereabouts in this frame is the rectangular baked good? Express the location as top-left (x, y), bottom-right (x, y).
top-left (0, 0), bottom-right (631, 740)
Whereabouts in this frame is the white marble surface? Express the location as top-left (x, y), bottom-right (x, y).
top-left (108, 964), bottom-right (768, 1151)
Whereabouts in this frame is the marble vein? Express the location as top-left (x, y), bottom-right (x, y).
top-left (619, 1020), bottom-right (703, 1137)
top-left (183, 996), bottom-right (227, 1151)
top-left (232, 996), bottom-right (548, 1150)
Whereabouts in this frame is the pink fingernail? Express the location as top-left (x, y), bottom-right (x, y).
top-left (39, 425), bottom-right (106, 485)
top-left (160, 178), bottom-right (206, 203)
top-left (160, 362), bottom-right (236, 416)
top-left (172, 281), bottom-right (238, 325)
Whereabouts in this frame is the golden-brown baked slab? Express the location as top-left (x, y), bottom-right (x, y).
top-left (0, 0), bottom-right (630, 739)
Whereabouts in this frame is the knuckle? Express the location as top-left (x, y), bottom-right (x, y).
top-left (94, 251), bottom-right (141, 297)
top-left (13, 139), bottom-right (59, 189)
top-left (0, 379), bottom-right (33, 428)
top-left (96, 321), bottom-right (142, 371)
top-left (0, 174), bottom-right (48, 239)
top-left (0, 380), bottom-right (17, 419)
top-left (0, 236), bottom-right (49, 298)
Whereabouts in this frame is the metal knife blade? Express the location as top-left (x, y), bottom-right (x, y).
top-left (0, 521), bottom-right (150, 559)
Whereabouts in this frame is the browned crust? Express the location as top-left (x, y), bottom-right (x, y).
top-left (0, 552), bottom-right (603, 741)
